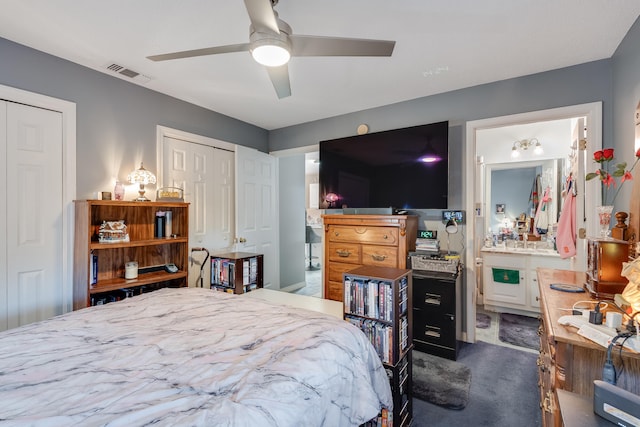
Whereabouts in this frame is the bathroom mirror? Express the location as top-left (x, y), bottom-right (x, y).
top-left (485, 158), bottom-right (565, 238)
top-left (476, 117), bottom-right (577, 243)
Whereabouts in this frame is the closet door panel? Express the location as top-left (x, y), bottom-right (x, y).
top-left (0, 101), bottom-right (7, 331)
top-left (5, 102), bottom-right (63, 329)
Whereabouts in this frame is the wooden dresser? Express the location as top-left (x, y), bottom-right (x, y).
top-left (537, 268), bottom-right (640, 426)
top-left (321, 214), bottom-right (417, 301)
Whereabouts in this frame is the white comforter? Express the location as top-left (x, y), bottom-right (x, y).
top-left (0, 288), bottom-right (391, 426)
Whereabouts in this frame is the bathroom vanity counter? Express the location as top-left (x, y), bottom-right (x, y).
top-left (481, 247), bottom-right (574, 315)
top-left (481, 246), bottom-right (561, 257)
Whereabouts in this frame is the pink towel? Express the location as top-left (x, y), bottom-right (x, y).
top-left (556, 180), bottom-right (576, 259)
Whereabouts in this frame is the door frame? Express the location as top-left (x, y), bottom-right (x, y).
top-left (270, 145), bottom-right (320, 292)
top-left (0, 84), bottom-right (76, 313)
top-left (463, 102), bottom-right (602, 343)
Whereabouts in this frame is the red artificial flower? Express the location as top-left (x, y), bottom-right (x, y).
top-left (602, 173), bottom-right (615, 188)
top-left (587, 147), bottom-right (640, 205)
top-left (602, 148), bottom-right (615, 161)
top-left (593, 150), bottom-right (604, 162)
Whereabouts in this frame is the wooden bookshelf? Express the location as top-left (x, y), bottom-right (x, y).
top-left (73, 200), bottom-right (189, 309)
top-left (210, 252), bottom-right (263, 294)
top-left (344, 266), bottom-right (413, 427)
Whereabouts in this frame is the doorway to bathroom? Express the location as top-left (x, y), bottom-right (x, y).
top-left (464, 102), bottom-right (603, 343)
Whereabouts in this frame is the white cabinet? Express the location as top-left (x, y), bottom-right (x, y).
top-left (482, 250), bottom-right (573, 315)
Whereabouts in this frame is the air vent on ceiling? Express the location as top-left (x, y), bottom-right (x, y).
top-left (104, 62), bottom-right (152, 84)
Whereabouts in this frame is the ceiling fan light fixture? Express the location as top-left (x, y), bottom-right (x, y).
top-left (250, 35), bottom-right (291, 67)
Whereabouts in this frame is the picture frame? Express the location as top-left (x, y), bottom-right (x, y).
top-left (156, 187), bottom-right (184, 202)
top-left (496, 203), bottom-right (505, 214)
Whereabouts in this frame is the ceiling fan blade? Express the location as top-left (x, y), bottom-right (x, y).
top-left (147, 43), bottom-right (250, 61)
top-left (290, 35), bottom-right (395, 57)
top-left (243, 0), bottom-right (280, 33)
top-left (265, 65), bottom-right (291, 99)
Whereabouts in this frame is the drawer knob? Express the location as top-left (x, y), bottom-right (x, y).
top-left (371, 254), bottom-right (387, 262)
top-left (383, 234), bottom-right (388, 240)
top-left (336, 249), bottom-right (351, 257)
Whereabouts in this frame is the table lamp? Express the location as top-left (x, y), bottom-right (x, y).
top-left (127, 162), bottom-right (156, 201)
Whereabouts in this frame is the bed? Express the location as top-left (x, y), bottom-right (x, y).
top-left (0, 287), bottom-right (392, 426)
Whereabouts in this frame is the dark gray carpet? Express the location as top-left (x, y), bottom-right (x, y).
top-left (476, 312), bottom-right (491, 329)
top-left (412, 351), bottom-right (471, 409)
top-left (498, 313), bottom-right (540, 350)
top-left (412, 341), bottom-right (541, 427)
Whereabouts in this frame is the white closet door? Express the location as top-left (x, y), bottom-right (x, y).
top-left (4, 101), bottom-right (63, 330)
top-left (0, 102), bottom-right (7, 330)
top-left (163, 136), bottom-right (235, 286)
top-left (235, 145), bottom-right (279, 289)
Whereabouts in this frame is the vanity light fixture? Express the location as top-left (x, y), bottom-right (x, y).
top-left (511, 138), bottom-right (543, 159)
top-left (128, 162), bottom-right (157, 201)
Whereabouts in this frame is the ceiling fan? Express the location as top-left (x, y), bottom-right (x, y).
top-left (147, 0), bottom-right (396, 99)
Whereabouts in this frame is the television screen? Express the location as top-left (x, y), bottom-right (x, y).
top-left (319, 121), bottom-right (449, 210)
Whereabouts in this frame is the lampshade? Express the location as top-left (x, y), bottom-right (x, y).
top-left (127, 162), bottom-right (156, 201)
top-left (445, 218), bottom-right (458, 234)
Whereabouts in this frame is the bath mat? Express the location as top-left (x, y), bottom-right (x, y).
top-left (412, 351), bottom-right (471, 410)
top-left (476, 312), bottom-right (491, 329)
top-left (498, 313), bottom-right (539, 350)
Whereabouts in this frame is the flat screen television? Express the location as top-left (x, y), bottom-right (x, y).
top-left (319, 121), bottom-right (449, 210)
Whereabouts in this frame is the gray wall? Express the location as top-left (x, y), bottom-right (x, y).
top-left (278, 154), bottom-right (306, 288)
top-left (269, 60), bottom-right (614, 212)
top-left (3, 15), bottom-right (640, 295)
top-left (612, 16), bottom-right (640, 213)
top-left (0, 37), bottom-right (268, 199)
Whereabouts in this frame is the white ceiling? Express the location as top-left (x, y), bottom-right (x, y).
top-left (1, 1), bottom-right (639, 130)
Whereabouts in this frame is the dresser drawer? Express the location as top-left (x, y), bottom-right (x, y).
top-left (328, 242), bottom-right (361, 264)
top-left (413, 276), bottom-right (455, 311)
top-left (361, 245), bottom-right (398, 267)
top-left (327, 280), bottom-right (344, 302)
top-left (328, 261), bottom-right (363, 283)
top-left (328, 225), bottom-right (398, 245)
top-left (413, 308), bottom-right (456, 349)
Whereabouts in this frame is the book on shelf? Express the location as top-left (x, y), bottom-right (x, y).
top-left (89, 251), bottom-right (98, 286)
top-left (344, 276), bottom-right (395, 321)
top-left (211, 284), bottom-right (234, 294)
top-left (249, 257), bottom-right (258, 283)
top-left (243, 260), bottom-right (250, 285)
top-left (211, 258), bottom-right (234, 288)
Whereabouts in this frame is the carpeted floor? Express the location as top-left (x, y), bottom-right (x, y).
top-left (412, 341), bottom-right (541, 426)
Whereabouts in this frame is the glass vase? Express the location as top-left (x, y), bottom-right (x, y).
top-left (597, 205), bottom-right (614, 238)
top-left (114, 181), bottom-right (125, 201)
